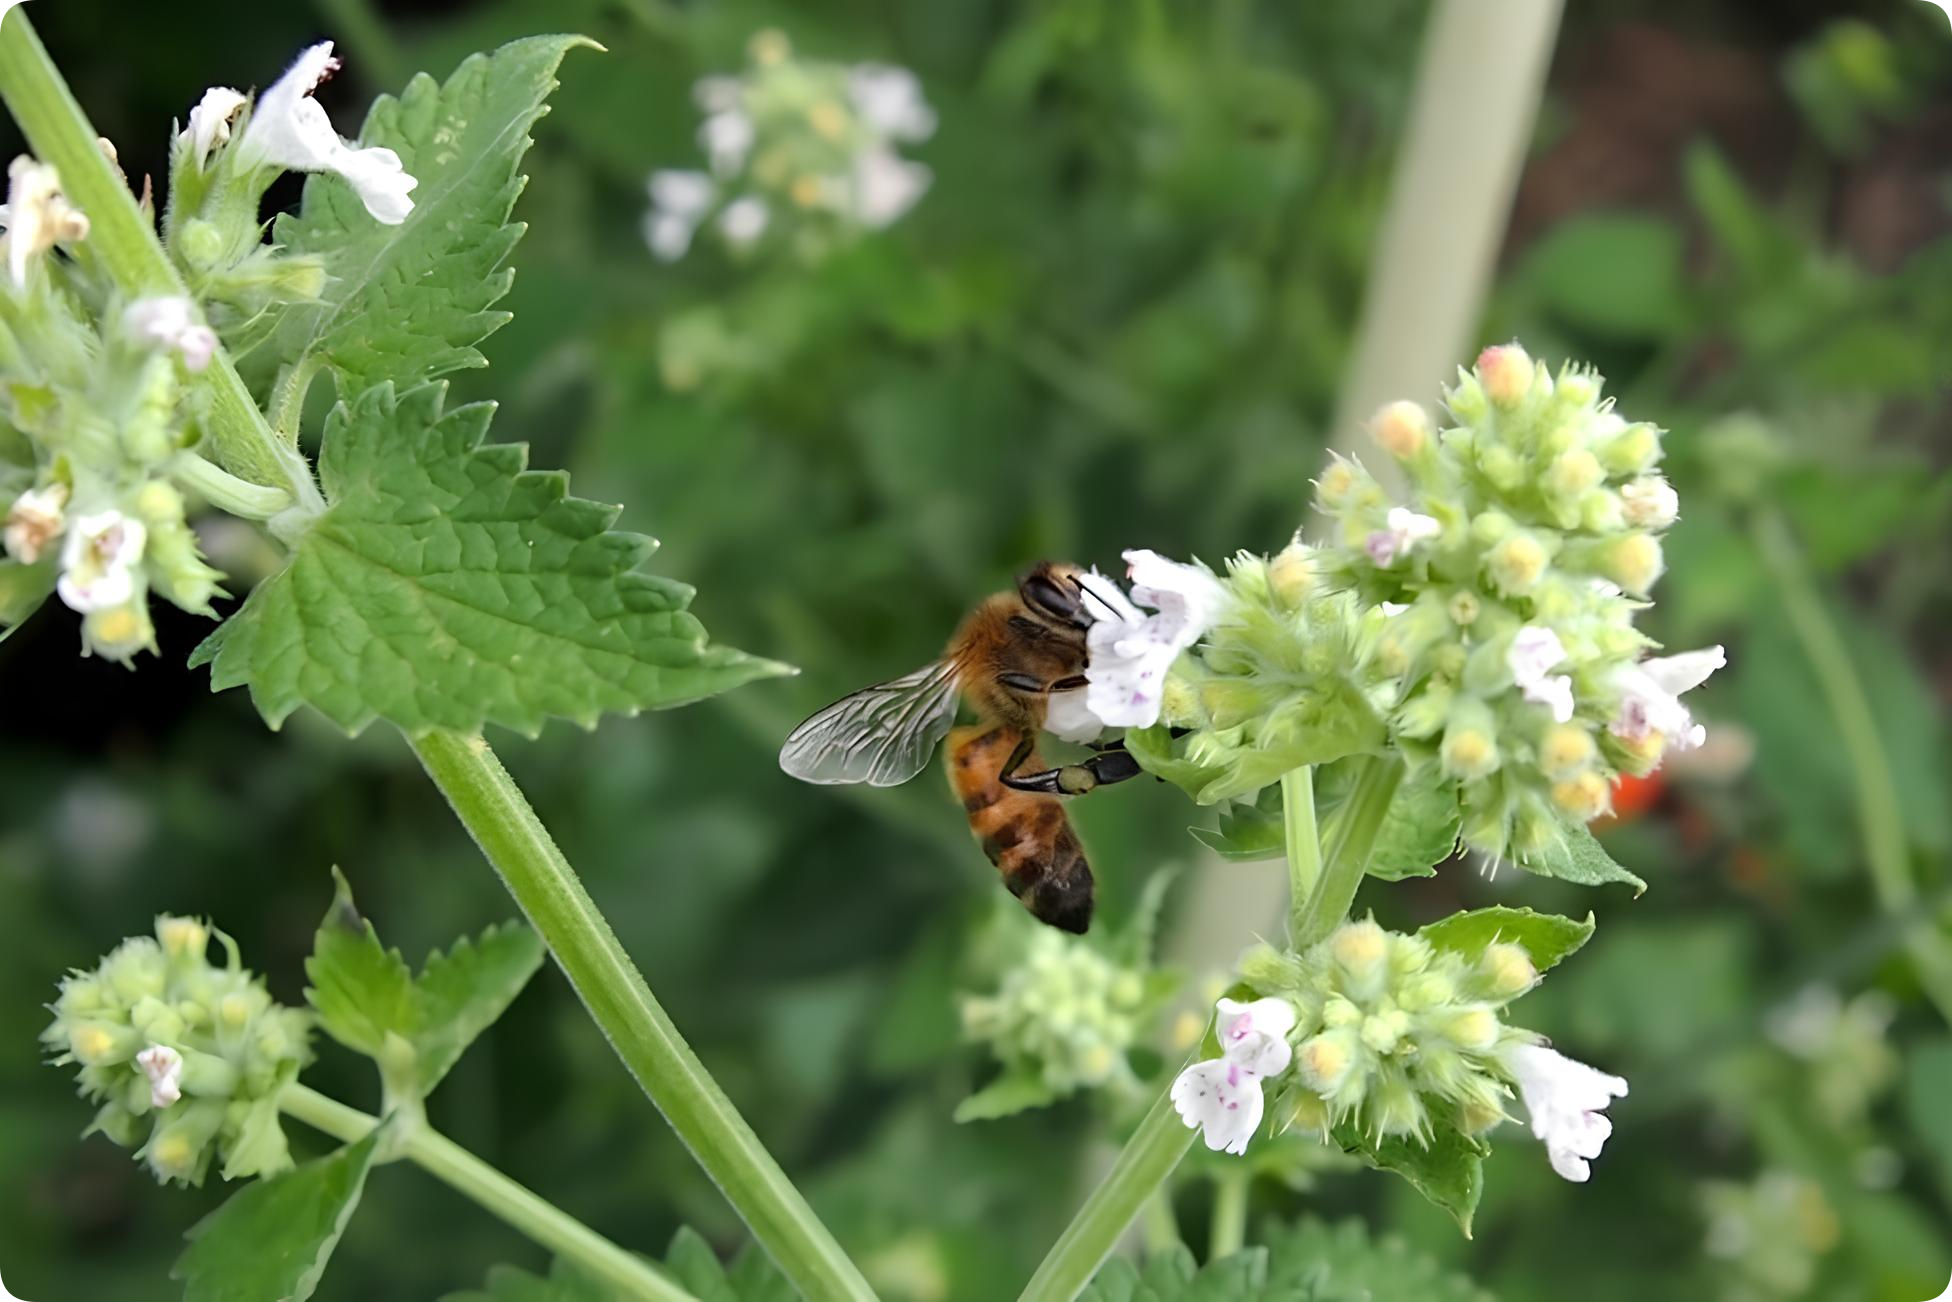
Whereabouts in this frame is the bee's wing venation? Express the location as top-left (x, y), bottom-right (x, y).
top-left (778, 660), bottom-right (962, 786)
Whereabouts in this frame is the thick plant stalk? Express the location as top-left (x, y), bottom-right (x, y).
top-left (281, 1084), bottom-right (693, 1302)
top-left (1327, 0), bottom-right (1565, 445)
top-left (1752, 511), bottom-right (1952, 1024)
top-left (413, 732), bottom-right (878, 1302)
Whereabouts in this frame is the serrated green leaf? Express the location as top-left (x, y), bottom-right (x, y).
top-left (254, 36), bottom-right (598, 401)
top-left (1419, 907), bottom-right (1595, 973)
top-left (1363, 768), bottom-right (1459, 881)
top-left (953, 1069), bottom-right (1058, 1122)
top-left (305, 867), bottom-right (416, 1063)
top-left (1080, 1219), bottom-right (1493, 1301)
top-left (440, 1259), bottom-right (614, 1301)
top-left (1514, 823), bottom-right (1646, 896)
top-left (1189, 788), bottom-right (1285, 862)
top-left (172, 1129), bottom-right (380, 1302)
top-left (192, 382), bottom-right (788, 735)
top-left (1330, 1122), bottom-right (1486, 1236)
top-left (306, 869), bottom-right (545, 1097)
top-left (412, 920), bottom-right (547, 1093)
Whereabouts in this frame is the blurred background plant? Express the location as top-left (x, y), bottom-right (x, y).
top-left (2, 0), bottom-right (1948, 1299)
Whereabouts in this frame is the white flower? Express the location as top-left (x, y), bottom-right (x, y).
top-left (234, 43), bottom-right (418, 225)
top-left (123, 297), bottom-right (218, 372)
top-left (5, 484), bottom-right (67, 564)
top-left (1364, 507), bottom-right (1441, 566)
top-left (1044, 688), bottom-right (1103, 745)
top-left (1619, 476), bottom-right (1679, 529)
top-left (718, 196), bottom-right (769, 248)
top-left (136, 1043), bottom-right (184, 1109)
top-left (1170, 995), bottom-right (1299, 1154)
top-left (179, 86), bottom-right (248, 169)
top-left (1504, 1042), bottom-right (1628, 1182)
top-left (699, 109), bottom-right (755, 176)
top-left (1509, 624), bottom-right (1575, 723)
top-left (4, 156), bottom-right (90, 288)
top-left (1610, 645), bottom-right (1725, 752)
top-left (848, 65), bottom-right (936, 142)
top-left (643, 169), bottom-right (716, 262)
top-left (1214, 997), bottom-right (1297, 1077)
top-left (1077, 549), bottom-right (1226, 729)
top-left (851, 146), bottom-right (930, 228)
top-left (56, 511), bottom-right (146, 613)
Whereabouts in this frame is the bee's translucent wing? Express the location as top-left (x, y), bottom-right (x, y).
top-left (778, 660), bottom-right (962, 786)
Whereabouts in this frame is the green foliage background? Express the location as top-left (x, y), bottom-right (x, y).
top-left (2, 0), bottom-right (1950, 1298)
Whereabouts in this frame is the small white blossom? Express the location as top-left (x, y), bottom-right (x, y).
top-left (1610, 645), bottom-right (1725, 753)
top-left (1504, 1042), bottom-right (1627, 1182)
top-left (850, 146), bottom-right (930, 229)
top-left (1077, 549), bottom-right (1226, 729)
top-left (1509, 625), bottom-right (1575, 723)
top-left (179, 86), bottom-right (248, 169)
top-left (1619, 476), bottom-right (1679, 529)
top-left (56, 511), bottom-right (146, 613)
top-left (699, 108), bottom-right (756, 177)
top-left (643, 169), bottom-right (716, 262)
top-left (4, 156), bottom-right (90, 288)
top-left (1170, 996), bottom-right (1298, 1155)
top-left (5, 484), bottom-right (67, 563)
top-left (1365, 506), bottom-right (1441, 566)
top-left (1044, 688), bottom-right (1103, 745)
top-left (135, 1044), bottom-right (184, 1109)
top-left (848, 65), bottom-right (937, 141)
top-left (123, 297), bottom-right (218, 372)
top-left (234, 43), bottom-right (418, 225)
top-left (718, 196), bottom-right (769, 248)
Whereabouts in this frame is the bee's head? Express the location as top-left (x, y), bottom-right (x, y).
top-left (1016, 561), bottom-right (1092, 632)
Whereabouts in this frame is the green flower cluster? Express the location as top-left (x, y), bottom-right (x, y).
top-left (41, 916), bottom-right (312, 1186)
top-left (1132, 549), bottom-right (1385, 806)
top-left (1312, 344), bottom-right (1686, 860)
top-left (961, 927), bottom-right (1153, 1097)
top-left (1239, 919), bottom-right (1539, 1140)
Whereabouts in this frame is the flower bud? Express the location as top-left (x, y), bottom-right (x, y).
top-left (1552, 771), bottom-right (1612, 822)
top-left (1296, 1032), bottom-right (1355, 1094)
top-left (1370, 1073), bottom-right (1428, 1137)
top-left (142, 1098), bottom-right (225, 1186)
top-left (5, 483), bottom-right (67, 563)
top-left (81, 598), bottom-right (156, 663)
top-left (1595, 420), bottom-right (1661, 476)
top-left (1441, 698), bottom-right (1500, 782)
top-left (1330, 919), bottom-right (1389, 983)
top-left (1619, 476), bottom-right (1679, 529)
top-left (1441, 1006), bottom-right (1502, 1051)
top-left (1487, 532), bottom-right (1549, 596)
top-left (1446, 590), bottom-right (1480, 627)
top-left (1476, 344), bottom-right (1534, 408)
top-left (1602, 533), bottom-right (1664, 595)
top-left (175, 218), bottom-right (226, 270)
top-left (1546, 448), bottom-right (1603, 499)
top-left (1267, 541), bottom-right (1315, 607)
top-left (156, 915), bottom-right (209, 961)
top-left (1370, 400), bottom-right (1431, 460)
top-left (1540, 724), bottom-right (1597, 780)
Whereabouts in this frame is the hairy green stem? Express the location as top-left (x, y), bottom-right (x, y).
top-left (410, 730), bottom-right (877, 1302)
top-left (1752, 510), bottom-right (1952, 1023)
top-left (1281, 766), bottom-right (1321, 944)
top-left (1291, 756), bottom-right (1402, 948)
top-left (0, 10), bottom-right (324, 528)
top-left (1207, 1170), bottom-right (1248, 1262)
top-left (170, 451), bottom-right (293, 520)
top-left (280, 1083), bottom-right (691, 1302)
top-left (1019, 1089), bottom-right (1197, 1302)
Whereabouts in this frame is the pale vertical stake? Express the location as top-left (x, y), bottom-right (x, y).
top-left (1328, 0), bottom-right (1565, 460)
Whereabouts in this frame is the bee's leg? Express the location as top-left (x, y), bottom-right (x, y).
top-left (1001, 746), bottom-right (1143, 797)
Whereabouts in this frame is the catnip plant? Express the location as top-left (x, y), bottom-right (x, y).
top-left (1, 8), bottom-right (1725, 1300)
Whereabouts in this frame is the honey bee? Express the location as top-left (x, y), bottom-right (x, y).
top-left (779, 562), bottom-right (1142, 933)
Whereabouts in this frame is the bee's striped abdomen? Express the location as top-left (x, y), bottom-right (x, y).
top-left (948, 724), bottom-right (1094, 933)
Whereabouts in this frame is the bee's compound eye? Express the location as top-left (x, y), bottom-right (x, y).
top-left (1020, 570), bottom-right (1087, 629)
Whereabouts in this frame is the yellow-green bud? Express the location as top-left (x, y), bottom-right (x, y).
top-left (175, 218), bottom-right (226, 270)
top-left (1331, 920), bottom-right (1389, 981)
top-left (1297, 1033), bottom-right (1355, 1093)
top-left (1540, 724), bottom-right (1597, 780)
top-left (1487, 532), bottom-right (1548, 596)
top-left (1441, 698), bottom-right (1501, 781)
top-left (1447, 590), bottom-right (1480, 627)
top-left (748, 27), bottom-right (791, 64)
top-left (156, 916), bottom-right (208, 960)
top-left (1547, 448), bottom-right (1603, 498)
top-left (82, 599), bottom-right (156, 663)
top-left (1552, 770), bottom-right (1612, 821)
top-left (1370, 400), bottom-right (1431, 460)
top-left (1470, 511), bottom-right (1515, 547)
top-left (1596, 420), bottom-right (1661, 476)
top-left (1315, 458), bottom-right (1359, 509)
top-left (1603, 532), bottom-right (1664, 595)
top-left (1440, 1006), bottom-right (1501, 1051)
top-left (1476, 343), bottom-right (1534, 408)
top-left (1267, 541), bottom-right (1315, 607)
